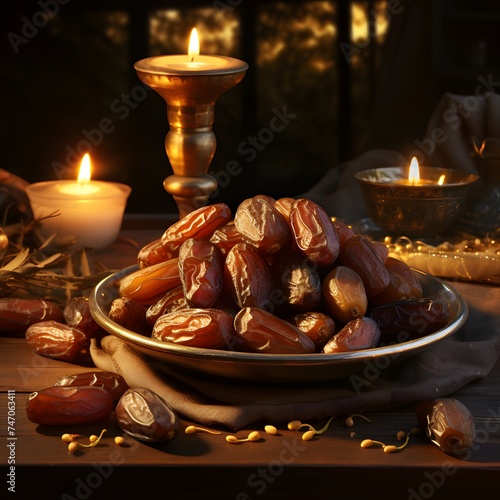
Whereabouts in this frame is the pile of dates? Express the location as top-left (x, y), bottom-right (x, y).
top-left (111, 196), bottom-right (451, 355)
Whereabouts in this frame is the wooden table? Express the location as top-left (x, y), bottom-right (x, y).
top-left (1, 218), bottom-right (499, 499)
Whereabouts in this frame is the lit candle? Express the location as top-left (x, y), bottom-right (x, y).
top-left (26, 154), bottom-right (131, 249)
top-left (133, 28), bottom-right (248, 217)
top-left (134, 28), bottom-right (248, 77)
top-left (394, 157), bottom-right (437, 186)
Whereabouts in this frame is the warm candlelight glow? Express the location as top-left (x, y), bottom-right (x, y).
top-left (25, 153), bottom-right (131, 249)
top-left (188, 28), bottom-right (200, 58)
top-left (408, 157), bottom-right (420, 185)
top-left (77, 153), bottom-right (92, 183)
top-left (59, 154), bottom-right (99, 195)
top-left (438, 174), bottom-right (446, 185)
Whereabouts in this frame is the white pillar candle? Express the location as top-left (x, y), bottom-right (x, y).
top-left (26, 155), bottom-right (131, 249)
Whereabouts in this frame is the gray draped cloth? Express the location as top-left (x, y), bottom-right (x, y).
top-left (301, 92), bottom-right (500, 223)
top-left (91, 282), bottom-right (500, 431)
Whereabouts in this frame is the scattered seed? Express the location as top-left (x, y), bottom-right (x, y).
top-left (61, 433), bottom-right (81, 443)
top-left (345, 414), bottom-right (371, 427)
top-left (302, 430), bottom-right (316, 441)
top-left (287, 420), bottom-right (303, 431)
top-left (361, 428), bottom-right (416, 453)
top-left (247, 431), bottom-right (261, 442)
top-left (360, 439), bottom-right (386, 448)
top-left (67, 441), bottom-right (79, 454)
top-left (114, 436), bottom-right (125, 446)
top-left (65, 429), bottom-right (108, 454)
top-left (360, 439), bottom-right (375, 448)
top-left (264, 425), bottom-right (278, 435)
top-left (288, 416), bottom-right (335, 438)
top-left (383, 445), bottom-right (398, 453)
top-left (226, 431), bottom-right (261, 443)
top-left (184, 425), bottom-right (221, 435)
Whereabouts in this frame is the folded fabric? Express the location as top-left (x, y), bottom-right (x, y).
top-left (90, 283), bottom-right (500, 431)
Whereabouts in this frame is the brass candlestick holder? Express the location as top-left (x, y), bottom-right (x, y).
top-left (134, 54), bottom-right (248, 217)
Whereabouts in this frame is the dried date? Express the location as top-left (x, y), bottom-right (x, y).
top-left (322, 265), bottom-right (367, 323)
top-left (368, 269), bottom-right (412, 306)
top-left (289, 198), bottom-right (340, 267)
top-left (116, 387), bottom-right (179, 443)
top-left (331, 219), bottom-right (355, 250)
top-left (384, 257), bottom-right (423, 298)
top-left (339, 235), bottom-right (390, 298)
top-left (224, 242), bottom-right (274, 310)
top-left (160, 203), bottom-right (232, 254)
top-left (179, 238), bottom-right (224, 308)
top-left (416, 398), bottom-right (475, 454)
top-left (233, 307), bottom-right (316, 354)
top-left (291, 311), bottom-right (335, 349)
top-left (0, 298), bottom-right (64, 336)
top-left (64, 296), bottom-right (105, 339)
top-left (152, 308), bottom-right (234, 350)
top-left (274, 197), bottom-right (295, 225)
top-left (25, 321), bottom-right (91, 363)
top-left (271, 248), bottom-right (321, 312)
top-left (53, 371), bottom-right (128, 403)
top-left (367, 297), bottom-right (450, 343)
top-left (146, 285), bottom-right (188, 326)
top-left (26, 385), bottom-right (113, 425)
top-left (118, 258), bottom-right (182, 306)
top-left (234, 196), bottom-right (291, 255)
top-left (137, 238), bottom-right (175, 268)
top-left (322, 317), bottom-right (381, 353)
top-left (371, 241), bottom-right (389, 263)
top-left (209, 221), bottom-right (243, 255)
top-left (109, 297), bottom-right (151, 336)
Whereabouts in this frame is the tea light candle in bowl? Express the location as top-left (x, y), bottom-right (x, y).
top-left (355, 157), bottom-right (479, 237)
top-left (26, 154), bottom-right (131, 249)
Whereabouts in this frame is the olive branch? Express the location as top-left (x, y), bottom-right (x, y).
top-left (0, 223), bottom-right (112, 307)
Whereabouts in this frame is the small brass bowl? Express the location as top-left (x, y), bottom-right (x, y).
top-left (355, 167), bottom-right (479, 237)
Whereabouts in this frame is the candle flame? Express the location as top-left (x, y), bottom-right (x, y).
top-left (188, 28), bottom-right (200, 58)
top-left (438, 174), bottom-right (446, 185)
top-left (408, 157), bottom-right (420, 185)
top-left (77, 153), bottom-right (92, 183)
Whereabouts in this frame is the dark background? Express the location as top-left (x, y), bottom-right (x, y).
top-left (1, 0), bottom-right (499, 215)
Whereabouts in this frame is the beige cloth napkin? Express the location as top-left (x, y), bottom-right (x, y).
top-left (91, 283), bottom-right (500, 431)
